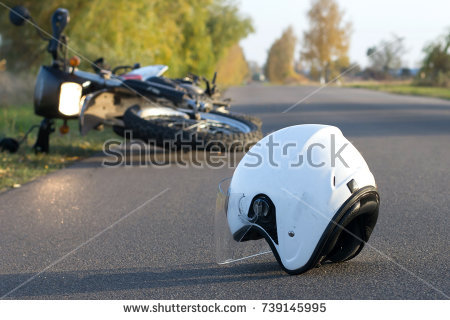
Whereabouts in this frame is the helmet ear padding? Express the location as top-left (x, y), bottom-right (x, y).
top-left (321, 191), bottom-right (379, 263)
top-left (325, 215), bottom-right (365, 262)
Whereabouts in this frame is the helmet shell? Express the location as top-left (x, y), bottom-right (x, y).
top-left (227, 124), bottom-right (376, 272)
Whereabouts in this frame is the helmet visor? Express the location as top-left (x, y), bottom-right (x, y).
top-left (214, 178), bottom-right (271, 265)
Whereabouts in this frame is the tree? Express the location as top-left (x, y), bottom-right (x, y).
top-left (417, 31), bottom-right (450, 87)
top-left (301, 0), bottom-right (351, 83)
top-left (0, 0), bottom-right (253, 83)
top-left (215, 44), bottom-right (250, 86)
top-left (264, 26), bottom-right (296, 83)
top-left (366, 35), bottom-right (406, 76)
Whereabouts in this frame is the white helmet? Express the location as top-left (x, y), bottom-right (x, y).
top-left (215, 124), bottom-right (379, 274)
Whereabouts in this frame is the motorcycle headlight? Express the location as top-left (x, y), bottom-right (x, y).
top-left (58, 82), bottom-right (82, 116)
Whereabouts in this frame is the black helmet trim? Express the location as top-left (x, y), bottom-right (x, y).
top-left (261, 185), bottom-right (380, 275)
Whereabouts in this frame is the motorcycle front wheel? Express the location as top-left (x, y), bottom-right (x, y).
top-left (122, 105), bottom-right (263, 151)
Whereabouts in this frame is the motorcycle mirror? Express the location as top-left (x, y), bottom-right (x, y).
top-left (211, 71), bottom-right (217, 95)
top-left (48, 8), bottom-right (70, 59)
top-left (204, 78), bottom-right (211, 96)
top-left (9, 6), bottom-right (31, 26)
top-left (51, 8), bottom-right (70, 32)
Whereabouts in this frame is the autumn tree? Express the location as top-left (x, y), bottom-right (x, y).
top-left (0, 0), bottom-right (253, 84)
top-left (301, 0), bottom-right (351, 83)
top-left (264, 26), bottom-right (297, 83)
top-left (215, 44), bottom-right (250, 86)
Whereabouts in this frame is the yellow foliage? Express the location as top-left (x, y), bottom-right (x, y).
top-left (0, 0), bottom-right (253, 77)
top-left (215, 44), bottom-right (249, 86)
top-left (265, 26), bottom-right (296, 84)
top-left (301, 0), bottom-right (351, 82)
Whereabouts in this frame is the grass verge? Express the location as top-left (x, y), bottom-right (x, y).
top-left (0, 104), bottom-right (113, 193)
top-left (346, 82), bottom-right (450, 100)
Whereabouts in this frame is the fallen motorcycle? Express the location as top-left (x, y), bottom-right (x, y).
top-left (1, 6), bottom-right (262, 153)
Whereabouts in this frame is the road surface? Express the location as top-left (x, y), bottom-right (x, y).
top-left (0, 85), bottom-right (449, 299)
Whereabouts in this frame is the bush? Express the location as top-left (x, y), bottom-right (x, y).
top-left (0, 71), bottom-right (35, 108)
top-left (415, 32), bottom-right (450, 88)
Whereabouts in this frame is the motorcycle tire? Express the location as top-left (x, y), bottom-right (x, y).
top-left (228, 112), bottom-right (262, 129)
top-left (123, 105), bottom-right (263, 151)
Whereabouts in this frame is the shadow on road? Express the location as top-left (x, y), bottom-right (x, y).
top-left (2, 258), bottom-right (435, 299)
top-left (0, 261), bottom-right (285, 298)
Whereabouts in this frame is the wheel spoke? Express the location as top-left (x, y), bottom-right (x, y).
top-left (143, 115), bottom-right (244, 134)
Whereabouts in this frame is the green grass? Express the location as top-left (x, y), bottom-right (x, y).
top-left (346, 83), bottom-right (450, 100)
top-left (0, 104), bottom-right (114, 193)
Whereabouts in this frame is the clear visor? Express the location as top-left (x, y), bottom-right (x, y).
top-left (214, 178), bottom-right (271, 265)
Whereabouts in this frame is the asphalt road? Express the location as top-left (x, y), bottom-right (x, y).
top-left (0, 85), bottom-right (449, 299)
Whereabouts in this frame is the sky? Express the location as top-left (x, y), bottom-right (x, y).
top-left (238, 0), bottom-right (450, 69)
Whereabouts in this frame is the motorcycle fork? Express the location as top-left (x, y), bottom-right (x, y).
top-left (33, 118), bottom-right (55, 154)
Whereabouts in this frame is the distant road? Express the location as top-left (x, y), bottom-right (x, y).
top-left (0, 85), bottom-right (449, 299)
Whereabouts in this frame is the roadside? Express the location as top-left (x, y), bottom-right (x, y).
top-left (257, 79), bottom-right (450, 101)
top-left (344, 82), bottom-right (450, 100)
top-left (0, 104), bottom-right (111, 193)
